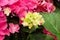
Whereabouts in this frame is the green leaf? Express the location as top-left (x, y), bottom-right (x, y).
top-left (56, 33), bottom-right (60, 40)
top-left (28, 33), bottom-right (53, 40)
top-left (42, 13), bottom-right (58, 34)
top-left (45, 35), bottom-right (53, 40)
top-left (41, 8), bottom-right (60, 40)
top-left (21, 26), bottom-right (37, 33)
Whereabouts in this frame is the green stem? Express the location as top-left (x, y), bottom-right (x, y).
top-left (14, 33), bottom-right (18, 40)
top-left (26, 34), bottom-right (30, 40)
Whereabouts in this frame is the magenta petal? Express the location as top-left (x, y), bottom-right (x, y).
top-left (0, 35), bottom-right (5, 40)
top-left (18, 10), bottom-right (27, 18)
top-left (3, 29), bottom-right (10, 36)
top-left (0, 30), bottom-right (5, 35)
top-left (0, 12), bottom-right (6, 17)
top-left (0, 12), bottom-right (7, 30)
top-left (0, 22), bottom-right (7, 30)
top-left (0, 29), bottom-right (10, 36)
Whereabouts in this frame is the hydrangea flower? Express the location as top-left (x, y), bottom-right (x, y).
top-left (21, 12), bottom-right (45, 29)
top-left (9, 23), bottom-right (20, 33)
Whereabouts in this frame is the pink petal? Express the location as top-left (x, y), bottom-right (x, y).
top-left (9, 23), bottom-right (20, 34)
top-left (0, 29), bottom-right (10, 36)
top-left (3, 29), bottom-right (10, 36)
top-left (0, 0), bottom-right (8, 6)
top-left (0, 7), bottom-right (2, 11)
top-left (0, 22), bottom-right (7, 30)
top-left (0, 12), bottom-right (7, 30)
top-left (0, 35), bottom-right (5, 40)
top-left (8, 0), bottom-right (18, 5)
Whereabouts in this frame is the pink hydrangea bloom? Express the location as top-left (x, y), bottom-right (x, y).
top-left (9, 23), bottom-right (20, 33)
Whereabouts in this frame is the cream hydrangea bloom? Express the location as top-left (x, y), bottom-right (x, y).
top-left (21, 12), bottom-right (45, 29)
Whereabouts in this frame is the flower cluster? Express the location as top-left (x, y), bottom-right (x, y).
top-left (0, 0), bottom-right (55, 40)
top-left (21, 12), bottom-right (45, 29)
